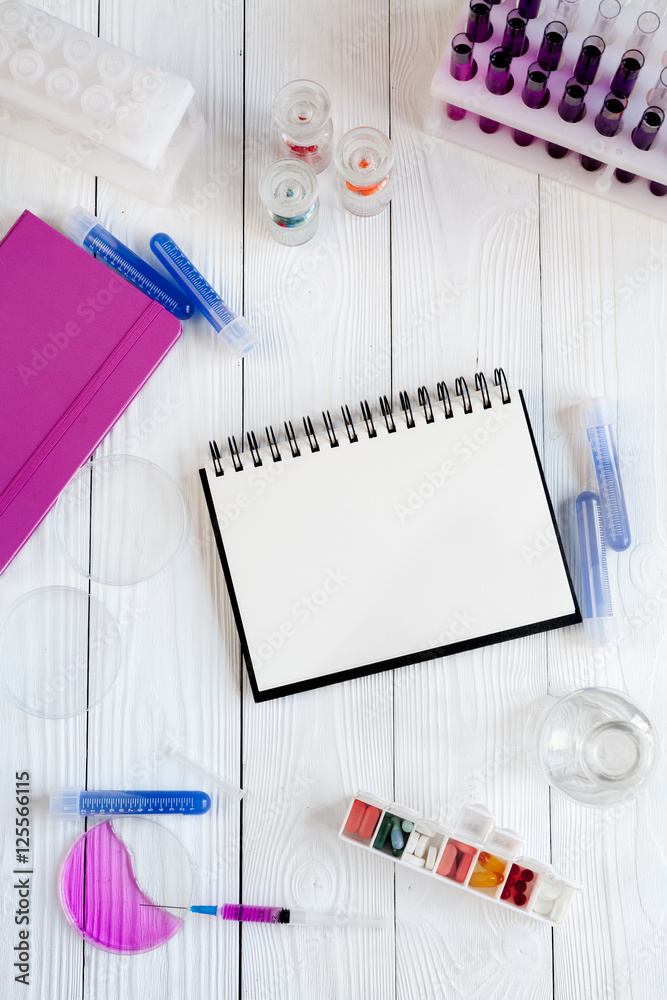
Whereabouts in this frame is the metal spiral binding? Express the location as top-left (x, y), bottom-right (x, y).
top-left (266, 425), bottom-right (282, 462)
top-left (417, 386), bottom-right (434, 423)
top-left (360, 400), bottom-right (377, 438)
top-left (210, 370), bottom-right (512, 474)
top-left (474, 372), bottom-right (491, 409)
top-left (342, 405), bottom-right (358, 443)
top-left (303, 416), bottom-right (320, 453)
top-left (399, 391), bottom-right (415, 428)
top-left (380, 396), bottom-right (396, 433)
top-left (323, 410), bottom-right (339, 448)
top-left (247, 430), bottom-right (262, 467)
top-left (455, 377), bottom-right (472, 415)
top-left (284, 420), bottom-right (301, 457)
top-left (437, 381), bottom-right (453, 418)
top-left (494, 367), bottom-right (511, 403)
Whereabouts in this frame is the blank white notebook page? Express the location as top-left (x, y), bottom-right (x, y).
top-left (202, 383), bottom-right (579, 698)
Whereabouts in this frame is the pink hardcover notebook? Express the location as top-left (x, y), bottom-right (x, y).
top-left (0, 210), bottom-right (182, 574)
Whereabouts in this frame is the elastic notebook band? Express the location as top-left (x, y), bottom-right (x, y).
top-left (0, 301), bottom-right (164, 519)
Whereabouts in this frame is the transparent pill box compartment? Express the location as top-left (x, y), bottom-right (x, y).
top-left (340, 791), bottom-right (581, 926)
top-left (425, 0), bottom-right (667, 220)
top-left (0, 0), bottom-right (204, 204)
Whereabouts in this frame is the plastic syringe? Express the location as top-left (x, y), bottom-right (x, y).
top-left (580, 397), bottom-right (631, 551)
top-left (576, 491), bottom-right (613, 644)
top-left (141, 902), bottom-right (388, 928)
top-left (62, 207), bottom-right (196, 321)
top-left (149, 232), bottom-right (259, 357)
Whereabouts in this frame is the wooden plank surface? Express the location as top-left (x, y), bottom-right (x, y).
top-left (1, 0), bottom-right (666, 998)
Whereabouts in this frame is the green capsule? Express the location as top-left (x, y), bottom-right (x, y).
top-left (401, 820), bottom-right (414, 833)
top-left (373, 813), bottom-right (393, 851)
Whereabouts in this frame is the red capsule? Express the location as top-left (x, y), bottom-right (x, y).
top-left (501, 886), bottom-right (512, 900)
top-left (514, 892), bottom-right (527, 906)
top-left (506, 874), bottom-right (516, 888)
top-left (510, 863), bottom-right (520, 876)
top-left (514, 879), bottom-right (527, 893)
top-left (521, 869), bottom-right (534, 882)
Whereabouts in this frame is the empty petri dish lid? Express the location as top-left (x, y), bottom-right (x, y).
top-left (0, 587), bottom-right (122, 718)
top-left (55, 455), bottom-right (189, 585)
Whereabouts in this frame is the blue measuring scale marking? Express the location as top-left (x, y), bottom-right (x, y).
top-left (150, 232), bottom-right (259, 356)
top-left (79, 790), bottom-right (210, 814)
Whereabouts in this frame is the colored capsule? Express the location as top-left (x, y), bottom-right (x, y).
top-left (514, 879), bottom-right (527, 892)
top-left (401, 819), bottom-right (414, 833)
top-left (373, 814), bottom-right (393, 850)
top-left (514, 892), bottom-right (527, 906)
top-left (437, 842), bottom-right (459, 878)
top-left (478, 852), bottom-right (506, 875)
top-left (501, 886), bottom-right (512, 900)
top-left (469, 868), bottom-right (503, 888)
top-left (359, 805), bottom-right (380, 839)
top-left (390, 816), bottom-right (405, 853)
top-left (521, 869), bottom-right (535, 882)
top-left (345, 799), bottom-right (367, 834)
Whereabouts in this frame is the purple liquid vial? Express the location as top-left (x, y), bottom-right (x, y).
top-left (522, 61), bottom-right (550, 109)
top-left (448, 32), bottom-right (476, 120)
top-left (573, 36), bottom-right (605, 85)
top-left (517, 0), bottom-right (541, 19)
top-left (537, 21), bottom-right (567, 72)
top-left (485, 47), bottom-right (513, 95)
top-left (632, 106), bottom-right (664, 150)
top-left (466, 0), bottom-right (493, 43)
top-left (558, 77), bottom-right (588, 123)
top-left (594, 91), bottom-right (627, 136)
top-left (502, 9), bottom-right (529, 57)
top-left (609, 49), bottom-right (644, 98)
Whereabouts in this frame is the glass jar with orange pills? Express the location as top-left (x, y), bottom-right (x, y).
top-left (334, 127), bottom-right (394, 217)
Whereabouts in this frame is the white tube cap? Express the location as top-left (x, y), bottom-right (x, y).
top-left (62, 206), bottom-right (99, 247)
top-left (50, 788), bottom-right (83, 817)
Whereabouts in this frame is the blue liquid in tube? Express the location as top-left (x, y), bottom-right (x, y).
top-left (580, 397), bottom-right (631, 551)
top-left (50, 788), bottom-right (211, 817)
top-left (576, 491), bottom-right (613, 644)
top-left (62, 207), bottom-right (196, 321)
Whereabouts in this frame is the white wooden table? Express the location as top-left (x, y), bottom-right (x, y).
top-left (2, 1), bottom-right (667, 997)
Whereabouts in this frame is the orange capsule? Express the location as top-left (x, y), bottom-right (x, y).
top-left (478, 852), bottom-right (506, 875)
top-left (469, 868), bottom-right (503, 888)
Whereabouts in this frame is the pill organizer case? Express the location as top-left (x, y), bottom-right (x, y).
top-left (425, 0), bottom-right (667, 220)
top-left (340, 792), bottom-right (581, 925)
top-left (0, 1), bottom-right (204, 204)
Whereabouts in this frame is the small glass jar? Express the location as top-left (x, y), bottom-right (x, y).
top-left (272, 79), bottom-right (333, 173)
top-left (259, 159), bottom-right (319, 247)
top-left (335, 127), bottom-right (394, 217)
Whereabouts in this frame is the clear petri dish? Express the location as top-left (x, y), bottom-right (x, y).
top-left (55, 455), bottom-right (189, 586)
top-left (529, 687), bottom-right (658, 806)
top-left (0, 587), bottom-right (122, 718)
top-left (60, 817), bottom-right (194, 954)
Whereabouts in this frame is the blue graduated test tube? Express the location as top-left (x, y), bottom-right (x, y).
top-left (580, 397), bottom-right (631, 551)
top-left (50, 788), bottom-right (211, 817)
top-left (63, 207), bottom-right (196, 321)
top-left (576, 491), bottom-right (613, 643)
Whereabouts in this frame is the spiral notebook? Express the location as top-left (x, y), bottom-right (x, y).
top-left (200, 371), bottom-right (580, 701)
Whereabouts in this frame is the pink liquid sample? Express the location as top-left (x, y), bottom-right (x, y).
top-left (60, 821), bottom-right (183, 953)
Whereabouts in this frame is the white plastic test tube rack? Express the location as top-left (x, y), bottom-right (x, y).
top-left (340, 792), bottom-right (581, 926)
top-left (425, 0), bottom-right (667, 220)
top-left (0, 0), bottom-right (204, 204)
